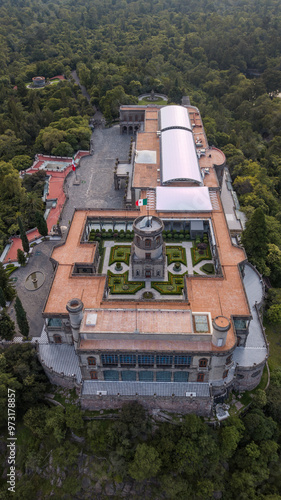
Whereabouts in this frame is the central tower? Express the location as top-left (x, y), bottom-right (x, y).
top-left (131, 215), bottom-right (165, 279)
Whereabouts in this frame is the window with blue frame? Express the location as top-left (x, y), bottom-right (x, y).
top-left (174, 371), bottom-right (189, 382)
top-left (139, 371), bottom-right (154, 381)
top-left (104, 370), bottom-right (119, 381)
top-left (120, 354), bottom-right (136, 366)
top-left (121, 371), bottom-right (136, 381)
top-left (101, 354), bottom-right (118, 366)
top-left (174, 355), bottom-right (191, 366)
top-left (138, 355), bottom-right (154, 366)
top-left (156, 372), bottom-right (171, 382)
top-left (156, 355), bottom-right (173, 366)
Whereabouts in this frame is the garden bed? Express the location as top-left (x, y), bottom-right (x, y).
top-left (166, 245), bottom-right (187, 266)
top-left (109, 245), bottom-right (131, 266)
top-left (151, 272), bottom-right (186, 295)
top-left (107, 271), bottom-right (145, 294)
top-left (191, 242), bottom-right (212, 265)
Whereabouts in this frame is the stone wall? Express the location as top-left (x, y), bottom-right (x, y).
top-left (81, 395), bottom-right (213, 416)
top-left (233, 360), bottom-right (266, 392)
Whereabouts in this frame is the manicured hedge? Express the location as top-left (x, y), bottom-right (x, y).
top-left (107, 270), bottom-right (145, 294)
top-left (166, 245), bottom-right (187, 266)
top-left (151, 272), bottom-right (186, 295)
top-left (109, 245), bottom-right (131, 265)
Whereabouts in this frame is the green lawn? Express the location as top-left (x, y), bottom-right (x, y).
top-left (109, 245), bottom-right (131, 266)
top-left (166, 245), bottom-right (187, 266)
top-left (264, 321), bottom-right (281, 371)
top-left (152, 272), bottom-right (186, 295)
top-left (138, 98), bottom-right (167, 105)
top-left (107, 270), bottom-right (145, 294)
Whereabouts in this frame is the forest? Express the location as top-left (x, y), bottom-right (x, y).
top-left (1, 0), bottom-right (281, 497)
top-left (0, 344), bottom-right (281, 499)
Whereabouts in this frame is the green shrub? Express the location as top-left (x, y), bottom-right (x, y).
top-left (201, 263), bottom-right (215, 274)
top-left (119, 234), bottom-right (125, 239)
top-left (179, 233), bottom-right (184, 239)
top-left (167, 233), bottom-right (172, 239)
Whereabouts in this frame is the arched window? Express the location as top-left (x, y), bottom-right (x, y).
top-left (226, 355), bottom-right (232, 365)
top-left (197, 373), bottom-right (204, 382)
top-left (53, 334), bottom-right (62, 344)
top-left (145, 239), bottom-right (151, 248)
top-left (88, 357), bottom-right (96, 366)
top-left (136, 236), bottom-right (140, 245)
top-left (199, 358), bottom-right (208, 368)
top-left (90, 371), bottom-right (98, 379)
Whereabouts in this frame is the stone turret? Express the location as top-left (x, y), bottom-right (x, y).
top-left (66, 298), bottom-right (84, 350)
top-left (131, 215), bottom-right (165, 279)
top-left (212, 316), bottom-right (231, 347)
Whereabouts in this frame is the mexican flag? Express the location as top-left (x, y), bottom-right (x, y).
top-left (135, 198), bottom-right (147, 207)
top-left (71, 155), bottom-right (76, 171)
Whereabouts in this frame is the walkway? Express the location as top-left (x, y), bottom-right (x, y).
top-left (233, 263), bottom-right (268, 367)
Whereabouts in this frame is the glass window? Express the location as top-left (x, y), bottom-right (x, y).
top-left (156, 355), bottom-right (173, 366)
top-left (145, 253), bottom-right (151, 260)
top-left (90, 371), bottom-right (97, 379)
top-left (199, 358), bottom-right (208, 368)
top-left (223, 370), bottom-right (229, 379)
top-left (104, 370), bottom-right (119, 381)
top-left (197, 373), bottom-right (205, 382)
top-left (139, 371), bottom-right (153, 381)
top-left (193, 315), bottom-right (209, 333)
top-left (174, 372), bottom-right (189, 382)
top-left (251, 370), bottom-right (261, 378)
top-left (226, 355), bottom-right (232, 365)
top-left (156, 372), bottom-right (171, 382)
top-left (88, 357), bottom-right (96, 366)
top-left (120, 354), bottom-right (136, 366)
top-left (174, 356), bottom-right (191, 366)
top-left (145, 239), bottom-right (151, 248)
top-left (138, 355), bottom-right (154, 366)
top-left (48, 318), bottom-right (62, 327)
top-left (53, 334), bottom-right (62, 344)
top-left (234, 318), bottom-right (247, 330)
top-left (121, 371), bottom-right (136, 381)
top-left (101, 354), bottom-right (118, 366)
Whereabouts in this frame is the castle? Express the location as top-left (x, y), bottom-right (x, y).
top-left (38, 103), bottom-right (268, 416)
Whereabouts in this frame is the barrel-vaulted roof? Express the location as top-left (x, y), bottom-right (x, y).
top-left (159, 105), bottom-right (191, 131)
top-left (161, 128), bottom-right (202, 184)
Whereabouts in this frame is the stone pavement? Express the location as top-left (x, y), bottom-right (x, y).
top-left (8, 240), bottom-right (57, 338)
top-left (61, 126), bottom-right (131, 226)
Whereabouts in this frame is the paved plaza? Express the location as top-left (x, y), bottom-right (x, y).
top-left (61, 126), bottom-right (131, 225)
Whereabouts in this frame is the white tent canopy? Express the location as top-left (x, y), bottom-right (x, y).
top-left (156, 186), bottom-right (213, 212)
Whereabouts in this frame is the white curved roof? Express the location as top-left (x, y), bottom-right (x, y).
top-left (156, 186), bottom-right (213, 212)
top-left (159, 105), bottom-right (191, 131)
top-left (161, 128), bottom-right (202, 184)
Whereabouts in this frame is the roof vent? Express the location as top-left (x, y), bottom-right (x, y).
top-left (97, 391), bottom-right (107, 396)
top-left (186, 392), bottom-right (196, 397)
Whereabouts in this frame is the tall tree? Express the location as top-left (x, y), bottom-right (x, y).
top-left (17, 216), bottom-right (29, 253)
top-left (0, 263), bottom-right (15, 301)
top-left (0, 311), bottom-right (15, 340)
top-left (35, 211), bottom-right (48, 237)
top-left (241, 207), bottom-right (269, 274)
top-left (0, 287), bottom-right (6, 308)
top-left (17, 248), bottom-right (26, 266)
top-left (15, 296), bottom-right (29, 337)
